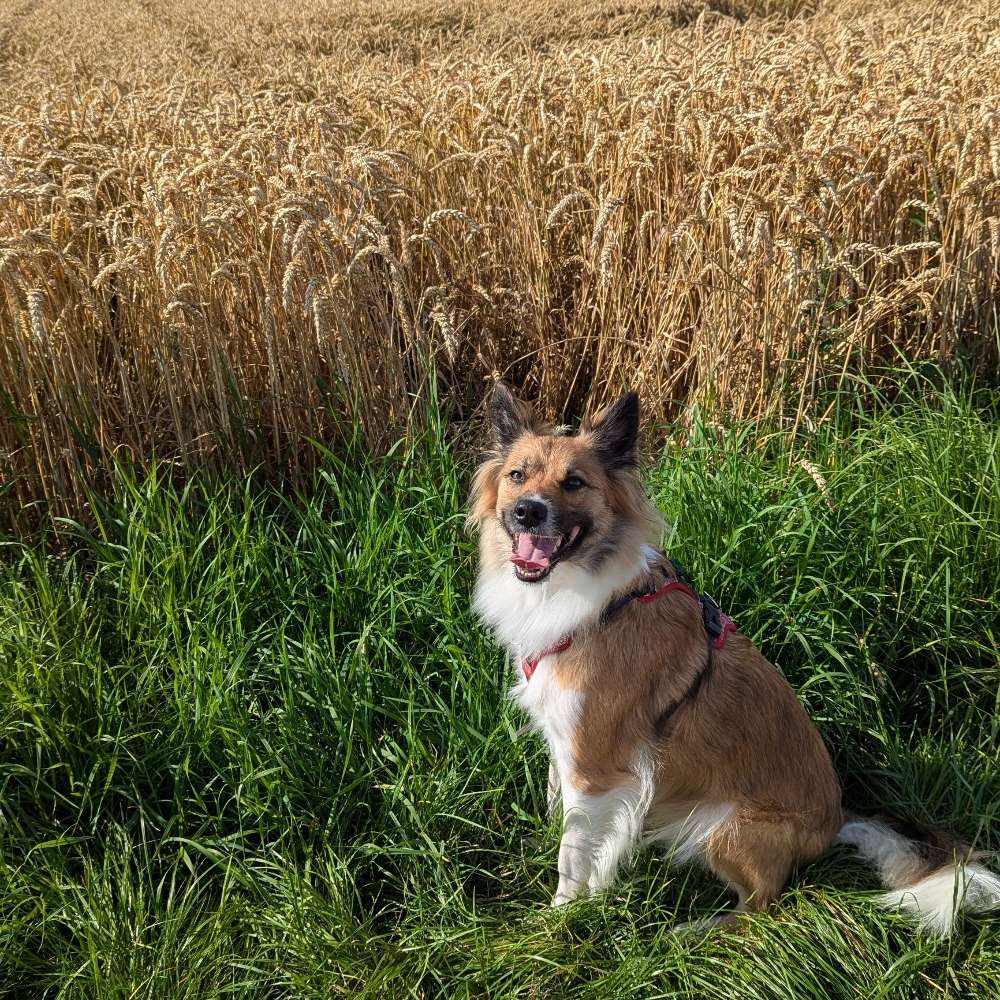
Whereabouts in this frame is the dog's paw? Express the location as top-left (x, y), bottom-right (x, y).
top-left (550, 889), bottom-right (576, 907)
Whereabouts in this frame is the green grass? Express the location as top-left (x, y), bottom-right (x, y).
top-left (2, 377), bottom-right (1000, 998)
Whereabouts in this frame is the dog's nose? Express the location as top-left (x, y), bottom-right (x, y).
top-left (514, 497), bottom-right (549, 529)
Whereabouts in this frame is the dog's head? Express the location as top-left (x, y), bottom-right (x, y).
top-left (468, 384), bottom-right (663, 584)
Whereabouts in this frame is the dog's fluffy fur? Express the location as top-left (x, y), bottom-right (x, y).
top-left (468, 384), bottom-right (1000, 934)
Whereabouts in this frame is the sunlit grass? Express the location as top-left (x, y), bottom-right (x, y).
top-left (1, 377), bottom-right (999, 997)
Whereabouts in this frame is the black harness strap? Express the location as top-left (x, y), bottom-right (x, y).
top-left (599, 576), bottom-right (664, 627)
top-left (600, 557), bottom-right (727, 640)
top-left (652, 639), bottom-right (716, 738)
top-left (597, 555), bottom-right (725, 738)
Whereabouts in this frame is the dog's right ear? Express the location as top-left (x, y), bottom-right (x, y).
top-left (490, 383), bottom-right (537, 449)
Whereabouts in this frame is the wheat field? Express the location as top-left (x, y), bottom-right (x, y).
top-left (2, 0), bottom-right (1000, 525)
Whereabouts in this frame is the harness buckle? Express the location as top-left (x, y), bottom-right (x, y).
top-left (700, 592), bottom-right (724, 638)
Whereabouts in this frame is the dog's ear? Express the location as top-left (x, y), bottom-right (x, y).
top-left (490, 383), bottom-right (537, 449)
top-left (585, 391), bottom-right (640, 472)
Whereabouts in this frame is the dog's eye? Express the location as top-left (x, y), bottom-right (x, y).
top-left (508, 469), bottom-right (525, 484)
top-left (563, 476), bottom-right (585, 491)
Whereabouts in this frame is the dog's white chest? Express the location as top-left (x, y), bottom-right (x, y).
top-left (512, 658), bottom-right (582, 777)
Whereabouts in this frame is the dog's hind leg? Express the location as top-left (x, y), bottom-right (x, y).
top-left (702, 818), bottom-right (801, 915)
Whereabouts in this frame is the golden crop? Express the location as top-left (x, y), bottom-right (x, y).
top-left (2, 0), bottom-right (998, 524)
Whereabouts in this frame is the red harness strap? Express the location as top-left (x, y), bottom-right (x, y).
top-left (520, 573), bottom-right (736, 681)
top-left (521, 634), bottom-right (573, 681)
top-left (637, 580), bottom-right (736, 649)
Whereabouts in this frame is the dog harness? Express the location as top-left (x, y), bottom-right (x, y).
top-left (520, 559), bottom-right (735, 685)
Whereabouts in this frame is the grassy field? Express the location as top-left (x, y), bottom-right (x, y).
top-left (2, 376), bottom-right (999, 997)
top-left (3, 0), bottom-right (1000, 528)
top-left (2, 0), bottom-right (1000, 994)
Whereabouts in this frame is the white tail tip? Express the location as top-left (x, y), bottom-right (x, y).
top-left (878, 862), bottom-right (1000, 937)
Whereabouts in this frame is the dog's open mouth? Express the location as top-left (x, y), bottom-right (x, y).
top-left (510, 526), bottom-right (583, 582)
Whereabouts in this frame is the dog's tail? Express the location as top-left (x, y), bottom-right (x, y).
top-left (836, 813), bottom-right (1000, 936)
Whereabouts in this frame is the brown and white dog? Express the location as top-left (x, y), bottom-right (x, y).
top-left (468, 384), bottom-right (999, 934)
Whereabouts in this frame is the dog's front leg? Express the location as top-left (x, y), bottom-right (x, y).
top-left (551, 776), bottom-right (650, 906)
top-left (552, 791), bottom-right (596, 905)
top-left (585, 778), bottom-right (649, 894)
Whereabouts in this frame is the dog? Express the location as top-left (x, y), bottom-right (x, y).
top-left (467, 383), bottom-right (1000, 934)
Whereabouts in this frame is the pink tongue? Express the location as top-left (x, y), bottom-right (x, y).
top-left (511, 533), bottom-right (559, 569)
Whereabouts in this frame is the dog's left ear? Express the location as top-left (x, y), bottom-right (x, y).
top-left (585, 392), bottom-right (640, 472)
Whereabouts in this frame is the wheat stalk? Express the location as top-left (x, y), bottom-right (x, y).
top-left (0, 0), bottom-right (997, 529)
